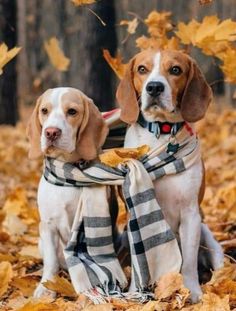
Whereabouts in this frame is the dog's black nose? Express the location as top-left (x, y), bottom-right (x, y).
top-left (146, 81), bottom-right (165, 97)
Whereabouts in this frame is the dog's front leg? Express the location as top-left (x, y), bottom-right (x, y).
top-left (179, 210), bottom-right (202, 303)
top-left (34, 221), bottom-right (59, 298)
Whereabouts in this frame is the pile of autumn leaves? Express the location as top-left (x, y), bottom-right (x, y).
top-left (0, 106), bottom-right (235, 311)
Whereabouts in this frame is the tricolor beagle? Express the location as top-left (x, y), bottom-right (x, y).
top-left (116, 50), bottom-right (224, 303)
top-left (27, 87), bottom-right (108, 297)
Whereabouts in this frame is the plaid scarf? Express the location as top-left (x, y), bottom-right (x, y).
top-left (43, 124), bottom-right (200, 300)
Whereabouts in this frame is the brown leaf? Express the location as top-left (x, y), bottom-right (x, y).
top-left (194, 293), bottom-right (230, 311)
top-left (44, 37), bottom-right (70, 71)
top-left (43, 275), bottom-right (77, 297)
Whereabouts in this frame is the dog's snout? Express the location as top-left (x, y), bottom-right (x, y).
top-left (146, 81), bottom-right (165, 97)
top-left (45, 127), bottom-right (62, 141)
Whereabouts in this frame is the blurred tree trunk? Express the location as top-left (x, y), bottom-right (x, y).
top-left (0, 0), bottom-right (18, 125)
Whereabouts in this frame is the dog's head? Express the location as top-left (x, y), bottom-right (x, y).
top-left (27, 87), bottom-right (108, 162)
top-left (116, 49), bottom-right (212, 124)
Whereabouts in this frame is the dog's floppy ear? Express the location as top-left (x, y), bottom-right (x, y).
top-left (180, 59), bottom-right (212, 122)
top-left (76, 97), bottom-right (108, 161)
top-left (26, 96), bottom-right (42, 159)
top-left (116, 58), bottom-right (139, 124)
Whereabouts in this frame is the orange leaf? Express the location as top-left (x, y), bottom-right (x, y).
top-left (0, 261), bottom-right (13, 298)
top-left (43, 275), bottom-right (77, 297)
top-left (103, 49), bottom-right (127, 79)
top-left (71, 0), bottom-right (95, 6)
top-left (120, 18), bottom-right (139, 34)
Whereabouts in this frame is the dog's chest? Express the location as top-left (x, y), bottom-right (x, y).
top-left (38, 176), bottom-right (82, 226)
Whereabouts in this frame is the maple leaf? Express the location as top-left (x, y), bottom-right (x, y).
top-left (0, 261), bottom-right (13, 298)
top-left (215, 19), bottom-right (236, 42)
top-left (71, 0), bottom-right (96, 6)
top-left (17, 300), bottom-right (60, 311)
top-left (43, 275), bottom-right (77, 297)
top-left (175, 20), bottom-right (200, 45)
top-left (103, 49), bottom-right (127, 79)
top-left (0, 43), bottom-right (21, 75)
top-left (195, 15), bottom-right (219, 44)
top-left (145, 11), bottom-right (173, 38)
top-left (44, 37), bottom-right (70, 71)
top-left (120, 18), bottom-right (139, 34)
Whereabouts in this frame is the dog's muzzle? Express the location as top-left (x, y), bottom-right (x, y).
top-left (146, 81), bottom-right (165, 98)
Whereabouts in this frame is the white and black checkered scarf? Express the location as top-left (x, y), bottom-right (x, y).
top-left (43, 125), bottom-right (200, 301)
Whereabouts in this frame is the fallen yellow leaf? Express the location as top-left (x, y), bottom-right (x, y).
top-left (43, 275), bottom-right (77, 297)
top-left (0, 43), bottom-right (21, 75)
top-left (44, 37), bottom-right (70, 71)
top-left (0, 261), bottom-right (13, 298)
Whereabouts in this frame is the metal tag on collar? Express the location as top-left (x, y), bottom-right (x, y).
top-left (171, 123), bottom-right (178, 137)
top-left (150, 122), bottom-right (160, 138)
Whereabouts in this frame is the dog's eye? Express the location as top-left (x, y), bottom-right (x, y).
top-left (138, 65), bottom-right (148, 74)
top-left (67, 108), bottom-right (77, 116)
top-left (169, 66), bottom-right (182, 76)
top-left (41, 108), bottom-right (48, 115)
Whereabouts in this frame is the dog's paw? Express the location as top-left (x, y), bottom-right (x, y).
top-left (34, 283), bottom-right (56, 299)
top-left (189, 288), bottom-right (202, 304)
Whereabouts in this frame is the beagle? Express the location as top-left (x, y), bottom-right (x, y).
top-left (27, 87), bottom-right (108, 298)
top-left (116, 50), bottom-right (224, 303)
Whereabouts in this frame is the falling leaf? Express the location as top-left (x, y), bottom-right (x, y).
top-left (43, 275), bottom-right (77, 297)
top-left (103, 49), bottom-right (127, 79)
top-left (120, 18), bottom-right (139, 34)
top-left (0, 43), bottom-right (21, 75)
top-left (199, 0), bottom-right (213, 4)
top-left (0, 261), bottom-right (13, 298)
top-left (71, 0), bottom-right (96, 6)
top-left (144, 11), bottom-right (173, 38)
top-left (44, 37), bottom-right (70, 71)
top-left (215, 19), bottom-right (236, 41)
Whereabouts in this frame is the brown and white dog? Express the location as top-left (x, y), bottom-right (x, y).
top-left (27, 87), bottom-right (108, 297)
top-left (116, 50), bottom-right (224, 302)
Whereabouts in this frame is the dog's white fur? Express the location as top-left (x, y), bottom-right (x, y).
top-left (122, 52), bottom-right (224, 303)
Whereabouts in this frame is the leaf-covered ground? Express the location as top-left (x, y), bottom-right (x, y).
top-left (0, 105), bottom-right (236, 310)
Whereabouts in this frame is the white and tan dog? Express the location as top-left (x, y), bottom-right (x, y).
top-left (116, 50), bottom-right (224, 302)
top-left (27, 87), bottom-right (108, 297)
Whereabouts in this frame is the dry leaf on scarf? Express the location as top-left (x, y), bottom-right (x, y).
top-left (71, 0), bottom-right (96, 6)
top-left (44, 37), bottom-right (70, 71)
top-left (0, 43), bottom-right (21, 75)
top-left (0, 261), bottom-right (13, 298)
top-left (43, 275), bottom-right (77, 297)
top-left (103, 49), bottom-right (127, 79)
top-left (99, 145), bottom-right (150, 167)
